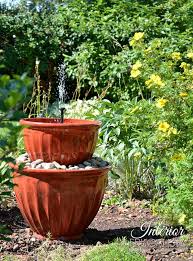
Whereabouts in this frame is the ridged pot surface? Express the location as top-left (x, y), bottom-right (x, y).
top-left (13, 167), bottom-right (109, 239)
top-left (20, 118), bottom-right (101, 165)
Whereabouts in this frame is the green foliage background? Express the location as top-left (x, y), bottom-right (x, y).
top-left (0, 70), bottom-right (32, 238)
top-left (1, 0), bottom-right (193, 99)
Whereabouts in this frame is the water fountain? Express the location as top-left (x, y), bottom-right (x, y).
top-left (13, 64), bottom-right (110, 239)
top-left (57, 63), bottom-right (67, 123)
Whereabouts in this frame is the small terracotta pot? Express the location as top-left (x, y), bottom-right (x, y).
top-left (20, 118), bottom-right (101, 165)
top-left (13, 166), bottom-right (109, 239)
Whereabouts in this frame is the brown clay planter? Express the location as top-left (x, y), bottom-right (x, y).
top-left (20, 118), bottom-right (101, 165)
top-left (13, 166), bottom-right (109, 240)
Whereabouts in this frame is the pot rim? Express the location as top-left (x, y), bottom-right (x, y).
top-left (14, 165), bottom-right (111, 177)
top-left (20, 118), bottom-right (101, 128)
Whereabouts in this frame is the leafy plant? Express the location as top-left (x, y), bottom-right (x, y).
top-left (0, 72), bottom-right (32, 192)
top-left (35, 242), bottom-right (72, 261)
top-left (80, 238), bottom-right (145, 261)
top-left (1, 0), bottom-right (193, 100)
top-left (23, 58), bottom-right (52, 117)
top-left (0, 67), bottom-right (32, 238)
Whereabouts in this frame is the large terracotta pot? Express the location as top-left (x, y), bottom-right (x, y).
top-left (20, 118), bottom-right (101, 165)
top-left (13, 166), bottom-right (109, 239)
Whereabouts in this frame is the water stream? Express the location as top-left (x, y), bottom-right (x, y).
top-left (57, 63), bottom-right (68, 123)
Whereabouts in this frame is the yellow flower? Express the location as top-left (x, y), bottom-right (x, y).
top-left (168, 127), bottom-right (177, 135)
top-left (145, 79), bottom-right (151, 86)
top-left (156, 98), bottom-right (168, 108)
top-left (179, 92), bottom-right (188, 97)
top-left (133, 32), bottom-right (144, 41)
top-left (145, 74), bottom-right (165, 88)
top-left (130, 69), bottom-right (141, 78)
top-left (130, 39), bottom-right (135, 46)
top-left (187, 52), bottom-right (193, 59)
top-left (129, 39), bottom-right (136, 46)
top-left (144, 47), bottom-right (152, 54)
top-left (171, 153), bottom-right (184, 161)
top-left (178, 214), bottom-right (186, 224)
top-left (151, 75), bottom-right (163, 86)
top-left (171, 52), bottom-right (181, 61)
top-left (130, 32), bottom-right (144, 46)
top-left (134, 152), bottom-right (142, 157)
top-left (180, 62), bottom-right (190, 70)
top-left (158, 122), bottom-right (170, 132)
top-left (132, 61), bottom-right (142, 70)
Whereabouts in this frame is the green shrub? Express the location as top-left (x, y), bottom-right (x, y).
top-left (1, 0), bottom-right (193, 100)
top-left (127, 32), bottom-right (193, 230)
top-left (80, 239), bottom-right (145, 261)
top-left (0, 68), bottom-right (32, 238)
top-left (0, 72), bottom-right (31, 194)
top-left (35, 244), bottom-right (72, 261)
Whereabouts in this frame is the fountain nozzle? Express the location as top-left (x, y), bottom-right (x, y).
top-left (60, 107), bottom-right (65, 123)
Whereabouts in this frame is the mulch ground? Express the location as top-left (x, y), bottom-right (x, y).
top-left (0, 196), bottom-right (192, 261)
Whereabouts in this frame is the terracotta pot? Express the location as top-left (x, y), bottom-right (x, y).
top-left (13, 166), bottom-right (109, 239)
top-left (20, 118), bottom-right (101, 165)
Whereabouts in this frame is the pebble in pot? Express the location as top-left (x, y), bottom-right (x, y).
top-left (16, 153), bottom-right (109, 170)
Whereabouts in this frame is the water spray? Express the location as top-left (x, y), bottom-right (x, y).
top-left (57, 63), bottom-right (68, 123)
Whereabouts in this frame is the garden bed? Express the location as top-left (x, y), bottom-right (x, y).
top-left (0, 194), bottom-right (192, 261)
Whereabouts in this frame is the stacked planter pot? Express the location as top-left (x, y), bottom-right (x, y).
top-left (14, 118), bottom-right (110, 240)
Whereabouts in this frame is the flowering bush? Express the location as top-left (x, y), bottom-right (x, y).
top-left (126, 32), bottom-right (193, 230)
top-left (53, 32), bottom-right (193, 230)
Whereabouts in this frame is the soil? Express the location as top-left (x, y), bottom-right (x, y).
top-left (0, 196), bottom-right (192, 261)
